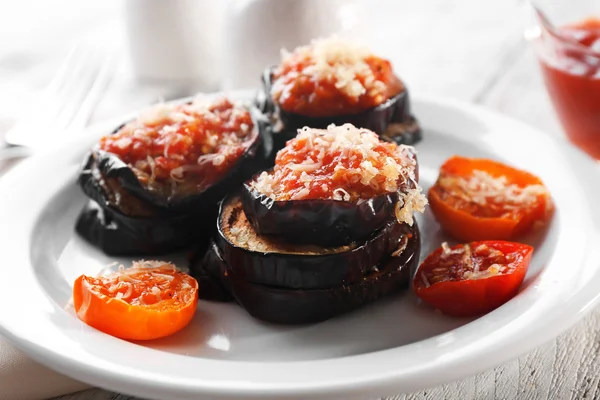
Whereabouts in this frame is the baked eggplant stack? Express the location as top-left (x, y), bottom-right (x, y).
top-left (191, 123), bottom-right (426, 324)
top-left (76, 97), bottom-right (270, 255)
top-left (255, 36), bottom-right (422, 161)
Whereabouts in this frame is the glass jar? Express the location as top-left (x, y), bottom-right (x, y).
top-left (525, 2), bottom-right (600, 159)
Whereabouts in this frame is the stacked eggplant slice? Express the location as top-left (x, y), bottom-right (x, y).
top-left (255, 36), bottom-right (422, 161)
top-left (191, 123), bottom-right (426, 324)
top-left (76, 97), bottom-right (270, 256)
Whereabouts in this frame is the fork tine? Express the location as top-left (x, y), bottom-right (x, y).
top-left (44, 44), bottom-right (84, 96)
top-left (53, 48), bottom-right (103, 129)
top-left (25, 45), bottom-right (87, 127)
top-left (68, 51), bottom-right (115, 130)
top-left (3, 43), bottom-right (111, 148)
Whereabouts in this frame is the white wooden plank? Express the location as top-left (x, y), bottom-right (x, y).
top-left (441, 376), bottom-right (477, 400)
top-left (364, 0), bottom-right (528, 102)
top-left (493, 359), bottom-right (519, 400)
top-left (516, 343), bottom-right (555, 400)
top-left (473, 368), bottom-right (495, 400)
top-left (476, 46), bottom-right (563, 139)
top-left (572, 312), bottom-right (600, 400)
top-left (548, 319), bottom-right (588, 400)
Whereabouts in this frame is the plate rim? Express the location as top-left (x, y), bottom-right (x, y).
top-left (1, 94), bottom-right (599, 400)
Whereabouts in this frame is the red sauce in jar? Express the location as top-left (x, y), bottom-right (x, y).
top-left (271, 38), bottom-right (403, 118)
top-left (99, 98), bottom-right (254, 186)
top-left (538, 18), bottom-right (600, 158)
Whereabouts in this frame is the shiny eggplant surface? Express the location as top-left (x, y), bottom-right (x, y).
top-left (75, 201), bottom-right (210, 256)
top-left (194, 222), bottom-right (420, 325)
top-left (241, 183), bottom-right (401, 247)
top-left (76, 152), bottom-right (216, 256)
top-left (241, 148), bottom-right (419, 247)
top-left (92, 110), bottom-right (270, 213)
top-left (255, 66), bottom-right (422, 158)
top-left (75, 104), bottom-right (272, 255)
top-left (217, 195), bottom-right (409, 289)
top-left (189, 242), bottom-right (233, 301)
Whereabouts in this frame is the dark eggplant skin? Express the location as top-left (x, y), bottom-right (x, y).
top-left (193, 222), bottom-right (420, 325)
top-left (255, 66), bottom-right (422, 160)
top-left (241, 184), bottom-right (401, 248)
top-left (216, 195), bottom-right (409, 289)
top-left (240, 148), bottom-right (419, 247)
top-left (75, 104), bottom-right (272, 255)
top-left (189, 242), bottom-right (233, 301)
top-left (75, 200), bottom-right (212, 256)
top-left (91, 106), bottom-right (272, 214)
top-left (76, 150), bottom-right (217, 256)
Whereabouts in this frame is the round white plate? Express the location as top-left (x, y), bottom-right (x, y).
top-left (1, 96), bottom-right (599, 400)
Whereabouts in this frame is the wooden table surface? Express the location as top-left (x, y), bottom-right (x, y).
top-left (2, 0), bottom-right (599, 399)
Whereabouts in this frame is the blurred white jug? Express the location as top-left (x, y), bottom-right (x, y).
top-left (222, 0), bottom-right (365, 90)
top-left (124, 0), bottom-right (226, 90)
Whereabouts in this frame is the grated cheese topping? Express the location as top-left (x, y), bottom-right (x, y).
top-left (250, 123), bottom-right (426, 225)
top-left (99, 97), bottom-right (254, 188)
top-left (438, 169), bottom-right (550, 210)
top-left (271, 36), bottom-right (402, 117)
top-left (395, 187), bottom-right (428, 226)
top-left (86, 261), bottom-right (196, 306)
top-left (276, 36), bottom-right (375, 100)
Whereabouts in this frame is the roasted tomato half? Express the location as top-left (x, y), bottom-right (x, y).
top-left (413, 241), bottom-right (533, 317)
top-left (428, 156), bottom-right (554, 241)
top-left (73, 261), bottom-right (198, 340)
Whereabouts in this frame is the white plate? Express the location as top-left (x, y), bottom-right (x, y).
top-left (1, 96), bottom-right (599, 400)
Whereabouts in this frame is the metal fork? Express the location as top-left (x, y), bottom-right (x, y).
top-left (0, 44), bottom-right (114, 160)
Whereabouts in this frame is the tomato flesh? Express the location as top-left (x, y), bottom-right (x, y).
top-left (73, 261), bottom-right (198, 340)
top-left (273, 49), bottom-right (403, 117)
top-left (413, 241), bottom-right (533, 317)
top-left (99, 98), bottom-right (253, 184)
top-left (428, 156), bottom-right (553, 241)
top-left (266, 129), bottom-right (409, 201)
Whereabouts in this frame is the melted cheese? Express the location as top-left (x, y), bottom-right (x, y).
top-left (395, 187), bottom-right (428, 226)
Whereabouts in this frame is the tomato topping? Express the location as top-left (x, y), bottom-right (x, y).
top-left (99, 98), bottom-right (254, 187)
top-left (413, 241), bottom-right (533, 317)
top-left (271, 37), bottom-right (403, 117)
top-left (250, 124), bottom-right (421, 203)
top-left (73, 261), bottom-right (198, 340)
top-left (428, 156), bottom-right (554, 241)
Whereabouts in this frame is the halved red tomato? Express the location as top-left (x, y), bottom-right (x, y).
top-left (73, 261), bottom-right (198, 340)
top-left (413, 240), bottom-right (533, 317)
top-left (428, 156), bottom-right (554, 241)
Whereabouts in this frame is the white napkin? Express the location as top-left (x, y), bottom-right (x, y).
top-left (0, 336), bottom-right (90, 400)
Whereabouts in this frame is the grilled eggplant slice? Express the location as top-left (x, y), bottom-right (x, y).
top-left (75, 98), bottom-right (272, 255)
top-left (241, 183), bottom-right (402, 248)
top-left (215, 195), bottom-right (408, 289)
top-left (240, 129), bottom-right (421, 247)
top-left (93, 107), bottom-right (270, 213)
top-left (76, 153), bottom-right (215, 255)
top-left (256, 66), bottom-right (422, 158)
top-left (193, 222), bottom-right (420, 324)
top-left (75, 201), bottom-right (209, 256)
